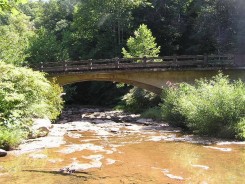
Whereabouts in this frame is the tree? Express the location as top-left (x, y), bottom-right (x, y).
top-left (181, 0), bottom-right (238, 54)
top-left (0, 0), bottom-right (27, 14)
top-left (72, 0), bottom-right (149, 59)
top-left (0, 12), bottom-right (34, 65)
top-left (132, 0), bottom-right (193, 55)
top-left (26, 28), bottom-right (69, 64)
top-left (122, 24), bottom-right (160, 58)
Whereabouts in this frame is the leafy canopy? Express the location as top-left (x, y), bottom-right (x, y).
top-left (122, 24), bottom-right (160, 58)
top-left (0, 0), bottom-right (27, 14)
top-left (0, 12), bottom-right (34, 65)
top-left (26, 28), bottom-right (69, 64)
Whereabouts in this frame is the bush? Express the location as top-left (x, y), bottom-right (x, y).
top-left (161, 73), bottom-right (245, 139)
top-left (0, 128), bottom-right (27, 150)
top-left (141, 107), bottom-right (162, 121)
top-left (235, 118), bottom-right (245, 139)
top-left (161, 87), bottom-right (187, 128)
top-left (0, 62), bottom-right (63, 149)
top-left (121, 87), bottom-right (161, 113)
top-left (0, 62), bottom-right (63, 122)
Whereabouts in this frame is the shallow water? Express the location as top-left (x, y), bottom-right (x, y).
top-left (0, 109), bottom-right (245, 184)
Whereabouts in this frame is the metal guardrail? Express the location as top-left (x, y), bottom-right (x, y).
top-left (34, 54), bottom-right (235, 73)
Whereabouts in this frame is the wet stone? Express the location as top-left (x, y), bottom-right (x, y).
top-left (0, 149), bottom-right (7, 157)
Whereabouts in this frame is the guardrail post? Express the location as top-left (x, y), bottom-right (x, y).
top-left (40, 62), bottom-right (43, 72)
top-left (63, 61), bottom-right (67, 72)
top-left (115, 57), bottom-right (119, 69)
top-left (89, 59), bottom-right (93, 70)
top-left (173, 54), bottom-right (177, 67)
top-left (143, 56), bottom-right (147, 67)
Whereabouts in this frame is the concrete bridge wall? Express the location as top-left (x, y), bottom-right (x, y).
top-left (48, 68), bottom-right (245, 94)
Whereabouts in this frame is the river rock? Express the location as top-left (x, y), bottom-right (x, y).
top-left (136, 118), bottom-right (153, 125)
top-left (92, 119), bottom-right (106, 124)
top-left (29, 118), bottom-right (52, 138)
top-left (0, 149), bottom-right (7, 157)
top-left (110, 128), bottom-right (120, 133)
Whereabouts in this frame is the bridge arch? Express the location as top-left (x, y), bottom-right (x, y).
top-left (48, 68), bottom-right (245, 94)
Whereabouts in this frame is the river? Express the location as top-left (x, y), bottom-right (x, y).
top-left (0, 106), bottom-right (244, 183)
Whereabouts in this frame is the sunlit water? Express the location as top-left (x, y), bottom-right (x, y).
top-left (0, 109), bottom-right (245, 184)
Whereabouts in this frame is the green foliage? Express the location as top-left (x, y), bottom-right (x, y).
top-left (0, 62), bottom-right (63, 126)
top-left (121, 87), bottom-right (160, 113)
top-left (72, 0), bottom-right (149, 59)
top-left (63, 84), bottom-right (77, 104)
top-left (0, 0), bottom-right (27, 14)
top-left (161, 73), bottom-right (245, 139)
top-left (0, 62), bottom-right (63, 149)
top-left (122, 24), bottom-right (160, 58)
top-left (0, 127), bottom-right (27, 150)
top-left (27, 28), bottom-right (69, 64)
top-left (235, 118), bottom-right (245, 140)
top-left (161, 84), bottom-right (190, 128)
top-left (0, 12), bottom-right (34, 65)
top-left (141, 106), bottom-right (162, 121)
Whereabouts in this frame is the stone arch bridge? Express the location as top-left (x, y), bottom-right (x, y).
top-left (36, 55), bottom-right (245, 94)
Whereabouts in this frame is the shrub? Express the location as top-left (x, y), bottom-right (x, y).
top-left (161, 87), bottom-right (187, 128)
top-left (0, 128), bottom-right (27, 150)
top-left (121, 87), bottom-right (161, 113)
top-left (0, 62), bottom-right (63, 149)
top-left (161, 73), bottom-right (245, 139)
top-left (235, 118), bottom-right (245, 139)
top-left (0, 62), bottom-right (63, 123)
top-left (141, 107), bottom-right (162, 121)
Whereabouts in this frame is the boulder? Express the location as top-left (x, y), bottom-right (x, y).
top-left (29, 118), bottom-right (52, 138)
top-left (0, 149), bottom-right (7, 157)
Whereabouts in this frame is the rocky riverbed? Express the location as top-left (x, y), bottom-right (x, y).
top-left (0, 106), bottom-right (245, 184)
